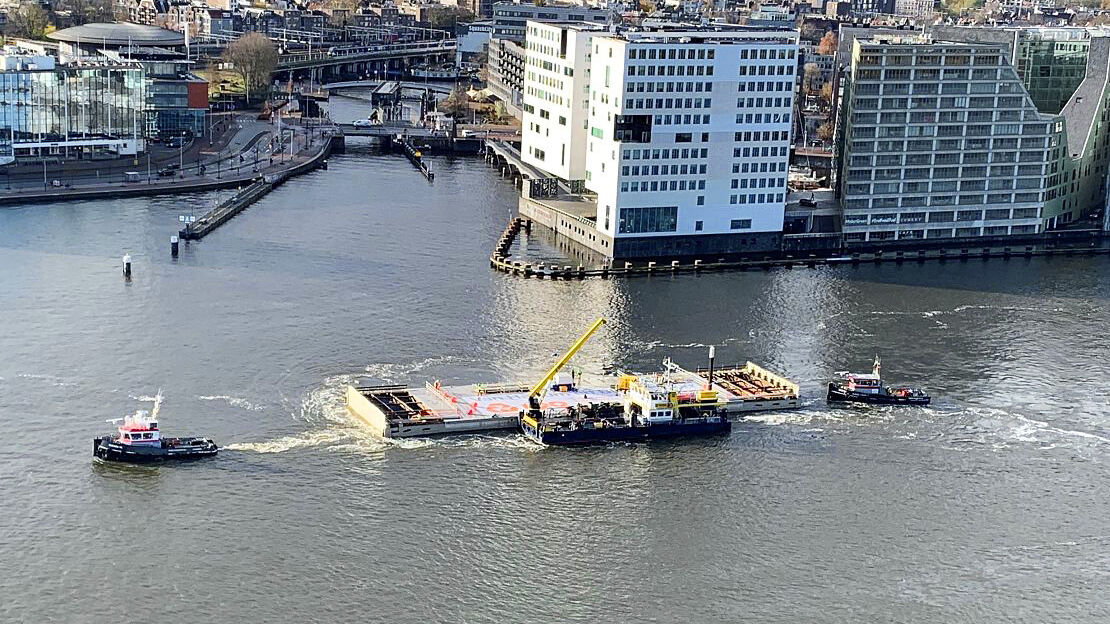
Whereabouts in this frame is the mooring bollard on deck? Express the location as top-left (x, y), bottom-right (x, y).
top-left (170, 236), bottom-right (179, 258)
top-left (122, 254), bottom-right (132, 278)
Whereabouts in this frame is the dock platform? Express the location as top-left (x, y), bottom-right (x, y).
top-left (346, 361), bottom-right (799, 438)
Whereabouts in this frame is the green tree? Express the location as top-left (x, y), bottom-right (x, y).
top-left (222, 33), bottom-right (279, 105)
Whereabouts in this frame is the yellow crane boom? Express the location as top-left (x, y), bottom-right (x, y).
top-left (527, 317), bottom-right (606, 409)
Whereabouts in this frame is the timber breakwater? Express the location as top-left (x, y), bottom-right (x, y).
top-left (180, 136), bottom-right (339, 241)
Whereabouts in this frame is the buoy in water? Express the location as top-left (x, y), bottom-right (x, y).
top-left (122, 254), bottom-right (132, 278)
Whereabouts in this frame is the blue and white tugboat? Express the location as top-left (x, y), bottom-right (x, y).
top-left (827, 357), bottom-right (930, 406)
top-left (93, 393), bottom-right (218, 463)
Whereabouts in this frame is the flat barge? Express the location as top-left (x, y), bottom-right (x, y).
top-left (346, 360), bottom-right (798, 439)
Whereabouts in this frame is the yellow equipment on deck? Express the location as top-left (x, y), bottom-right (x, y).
top-left (527, 317), bottom-right (606, 411)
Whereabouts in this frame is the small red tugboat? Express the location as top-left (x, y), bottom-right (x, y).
top-left (827, 357), bottom-right (930, 406)
top-left (93, 393), bottom-right (217, 463)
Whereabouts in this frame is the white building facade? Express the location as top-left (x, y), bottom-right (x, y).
top-left (584, 28), bottom-right (798, 256)
top-left (521, 22), bottom-right (599, 180)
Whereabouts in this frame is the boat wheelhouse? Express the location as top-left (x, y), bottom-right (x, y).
top-left (93, 392), bottom-right (218, 463)
top-left (827, 358), bottom-right (930, 406)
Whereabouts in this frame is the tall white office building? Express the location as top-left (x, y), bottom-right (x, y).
top-left (520, 23), bottom-right (799, 258)
top-left (587, 27), bottom-right (798, 256)
top-left (521, 22), bottom-right (600, 181)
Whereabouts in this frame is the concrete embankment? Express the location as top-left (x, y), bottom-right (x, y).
top-left (180, 136), bottom-right (337, 240)
top-left (0, 175), bottom-right (262, 206)
top-left (491, 220), bottom-right (1110, 280)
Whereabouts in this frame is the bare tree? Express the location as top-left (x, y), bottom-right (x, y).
top-left (56, 0), bottom-right (115, 26)
top-left (439, 83), bottom-right (471, 119)
top-left (223, 33), bottom-right (279, 106)
top-left (819, 81), bottom-right (835, 104)
top-left (803, 63), bottom-right (821, 93)
top-left (5, 3), bottom-right (51, 40)
top-left (817, 121), bottom-right (834, 142)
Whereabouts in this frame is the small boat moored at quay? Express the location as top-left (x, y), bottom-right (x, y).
top-left (92, 392), bottom-right (218, 464)
top-left (827, 357), bottom-right (930, 406)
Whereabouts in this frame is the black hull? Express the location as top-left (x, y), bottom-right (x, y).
top-left (827, 383), bottom-right (930, 406)
top-left (522, 419), bottom-right (731, 446)
top-left (92, 437), bottom-right (218, 463)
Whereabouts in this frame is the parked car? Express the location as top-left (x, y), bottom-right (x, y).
top-left (158, 167), bottom-right (176, 177)
top-left (352, 118), bottom-right (375, 127)
top-left (50, 179), bottom-right (63, 187)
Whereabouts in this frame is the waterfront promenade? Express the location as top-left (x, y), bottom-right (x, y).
top-left (0, 115), bottom-right (332, 205)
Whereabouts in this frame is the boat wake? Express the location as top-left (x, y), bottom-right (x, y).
top-left (18, 373), bottom-right (78, 387)
top-left (198, 395), bottom-right (266, 411)
top-left (225, 363), bottom-right (542, 455)
top-left (225, 429), bottom-right (351, 453)
top-left (359, 355), bottom-right (463, 385)
top-left (955, 407), bottom-right (1110, 451)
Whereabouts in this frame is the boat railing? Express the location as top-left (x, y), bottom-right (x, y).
top-left (424, 381), bottom-right (493, 420)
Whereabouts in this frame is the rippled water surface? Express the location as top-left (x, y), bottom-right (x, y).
top-left (1, 144), bottom-right (1108, 623)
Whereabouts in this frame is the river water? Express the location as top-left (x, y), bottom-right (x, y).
top-left (1, 133), bottom-right (1108, 623)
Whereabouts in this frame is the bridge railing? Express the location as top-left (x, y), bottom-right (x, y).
top-left (278, 40), bottom-right (456, 66)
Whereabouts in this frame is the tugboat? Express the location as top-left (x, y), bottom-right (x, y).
top-left (92, 392), bottom-right (218, 463)
top-left (518, 319), bottom-right (731, 445)
top-left (827, 357), bottom-right (930, 406)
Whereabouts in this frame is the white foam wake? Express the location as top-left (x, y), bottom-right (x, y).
top-left (198, 395), bottom-right (266, 411)
top-left (224, 429), bottom-right (351, 453)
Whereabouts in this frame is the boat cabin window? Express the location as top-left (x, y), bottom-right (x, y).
top-left (142, 433), bottom-right (153, 439)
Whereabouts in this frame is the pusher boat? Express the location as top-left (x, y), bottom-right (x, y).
top-left (827, 357), bottom-right (930, 406)
top-left (93, 392), bottom-right (218, 463)
top-left (519, 319), bottom-right (731, 445)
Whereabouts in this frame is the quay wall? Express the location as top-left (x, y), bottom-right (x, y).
top-left (0, 176), bottom-right (258, 206)
top-left (518, 195), bottom-right (614, 257)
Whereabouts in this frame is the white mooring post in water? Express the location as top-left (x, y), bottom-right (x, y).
top-left (122, 254), bottom-right (132, 278)
top-left (170, 236), bottom-right (179, 258)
